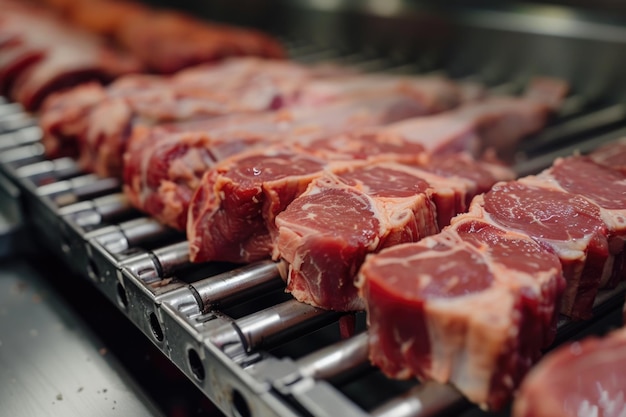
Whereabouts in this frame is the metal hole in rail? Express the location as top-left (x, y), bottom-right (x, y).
top-left (232, 389), bottom-right (252, 417)
top-left (149, 312), bottom-right (164, 342)
top-left (116, 282), bottom-right (129, 310)
top-left (87, 258), bottom-right (100, 282)
top-left (187, 348), bottom-right (205, 382)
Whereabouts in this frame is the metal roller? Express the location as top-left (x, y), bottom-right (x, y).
top-left (192, 260), bottom-right (282, 310)
top-left (0, 143), bottom-right (45, 165)
top-left (0, 101), bottom-right (23, 117)
top-left (15, 157), bottom-right (81, 183)
top-left (150, 241), bottom-right (191, 276)
top-left (36, 174), bottom-right (121, 206)
top-left (0, 112), bottom-right (36, 132)
top-left (232, 299), bottom-right (342, 352)
top-left (370, 383), bottom-right (466, 417)
top-left (295, 332), bottom-right (369, 381)
top-left (0, 126), bottom-right (42, 151)
top-left (59, 193), bottom-right (135, 228)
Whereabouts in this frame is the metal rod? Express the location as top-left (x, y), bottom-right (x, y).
top-left (295, 332), bottom-right (369, 381)
top-left (37, 174), bottom-right (100, 197)
top-left (0, 112), bottom-right (35, 132)
top-left (59, 193), bottom-right (134, 228)
top-left (0, 102), bottom-right (22, 117)
top-left (193, 261), bottom-right (282, 309)
top-left (235, 299), bottom-right (342, 352)
top-left (522, 103), bottom-right (626, 153)
top-left (0, 126), bottom-right (42, 151)
top-left (15, 157), bottom-right (80, 182)
top-left (120, 217), bottom-right (175, 248)
top-left (37, 175), bottom-right (121, 206)
top-left (514, 126), bottom-right (626, 176)
top-left (151, 241), bottom-right (191, 276)
top-left (90, 193), bottom-right (134, 220)
top-left (0, 143), bottom-right (45, 165)
top-left (370, 383), bottom-right (466, 417)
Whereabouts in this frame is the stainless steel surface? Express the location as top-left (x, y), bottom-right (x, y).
top-left (0, 170), bottom-right (24, 258)
top-left (371, 384), bottom-right (466, 417)
top-left (0, 259), bottom-right (163, 417)
top-left (295, 332), bottom-right (369, 380)
top-left (0, 126), bottom-right (42, 151)
top-left (194, 261), bottom-right (282, 310)
top-left (16, 157), bottom-right (81, 183)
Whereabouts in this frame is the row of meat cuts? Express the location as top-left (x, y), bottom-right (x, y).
top-left (4, 3), bottom-right (626, 413)
top-left (358, 140), bottom-right (626, 410)
top-left (0, 0), bottom-right (283, 110)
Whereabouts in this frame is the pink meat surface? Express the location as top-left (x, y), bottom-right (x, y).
top-left (535, 156), bottom-right (626, 288)
top-left (0, 6), bottom-right (141, 110)
top-left (477, 181), bottom-right (609, 320)
top-left (273, 161), bottom-right (504, 311)
top-left (590, 137), bottom-right (626, 175)
top-left (40, 82), bottom-right (107, 158)
top-left (513, 326), bottom-right (626, 417)
top-left (358, 218), bottom-right (564, 410)
top-left (188, 149), bottom-right (329, 263)
top-left (126, 93), bottom-right (430, 230)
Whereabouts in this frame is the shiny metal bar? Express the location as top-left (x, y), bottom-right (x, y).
top-left (0, 143), bottom-right (45, 165)
top-left (235, 299), bottom-right (342, 352)
top-left (120, 217), bottom-right (175, 248)
top-left (296, 332), bottom-right (369, 381)
top-left (193, 261), bottom-right (282, 310)
top-left (370, 383), bottom-right (466, 417)
top-left (522, 103), bottom-right (626, 153)
top-left (36, 174), bottom-right (100, 197)
top-left (514, 126), bottom-right (626, 176)
top-left (36, 174), bottom-right (121, 206)
top-left (0, 126), bottom-right (42, 151)
top-left (151, 241), bottom-right (191, 276)
top-left (0, 102), bottom-right (22, 117)
top-left (0, 112), bottom-right (36, 132)
top-left (58, 192), bottom-right (134, 228)
top-left (15, 157), bottom-right (80, 182)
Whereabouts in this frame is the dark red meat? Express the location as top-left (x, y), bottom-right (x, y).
top-left (52, 59), bottom-right (468, 178)
top-left (480, 181), bottom-right (609, 319)
top-left (125, 93), bottom-right (441, 230)
top-left (276, 163), bottom-right (451, 311)
top-left (544, 156), bottom-right (626, 288)
top-left (358, 218), bottom-right (564, 409)
top-left (590, 137), bottom-right (626, 175)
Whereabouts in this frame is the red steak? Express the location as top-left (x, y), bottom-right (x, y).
top-left (513, 326), bottom-right (626, 417)
top-left (358, 218), bottom-right (564, 409)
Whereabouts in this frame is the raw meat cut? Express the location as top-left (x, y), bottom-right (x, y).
top-left (477, 181), bottom-right (609, 320)
top-left (513, 326), bottom-right (626, 417)
top-left (475, 154), bottom-right (626, 320)
top-left (382, 89), bottom-right (565, 158)
top-left (275, 163), bottom-right (468, 311)
top-left (34, 0), bottom-right (285, 72)
top-left (125, 93), bottom-right (430, 230)
top-left (533, 156), bottom-right (626, 289)
top-left (188, 149), bottom-right (330, 264)
top-left (0, 3), bottom-right (142, 110)
top-left (590, 137), bottom-right (626, 175)
top-left (297, 77), bottom-right (567, 164)
top-left (40, 82), bottom-right (107, 158)
top-left (357, 142), bottom-right (626, 409)
top-left (358, 217), bottom-right (564, 410)
top-left (45, 57), bottom-right (466, 178)
top-left (113, 10), bottom-right (284, 73)
top-left (272, 159), bottom-right (512, 311)
top-left (187, 147), bottom-right (513, 267)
